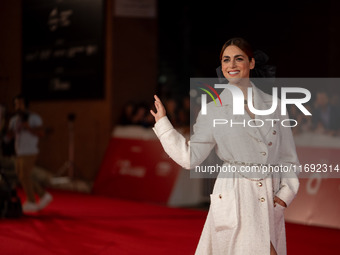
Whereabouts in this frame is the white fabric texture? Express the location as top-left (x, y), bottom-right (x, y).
top-left (153, 84), bottom-right (300, 255)
top-left (9, 112), bottom-right (42, 156)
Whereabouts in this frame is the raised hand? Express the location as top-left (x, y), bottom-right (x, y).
top-left (150, 95), bottom-right (166, 122)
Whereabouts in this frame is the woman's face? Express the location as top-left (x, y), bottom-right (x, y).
top-left (221, 45), bottom-right (255, 82)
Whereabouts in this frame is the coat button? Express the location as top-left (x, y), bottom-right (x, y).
top-left (261, 152), bottom-right (267, 156)
top-left (272, 130), bottom-right (277, 135)
top-left (268, 142), bottom-right (272, 146)
top-left (219, 194), bottom-right (222, 199)
top-left (257, 182), bottom-right (263, 187)
top-left (260, 197), bottom-right (265, 202)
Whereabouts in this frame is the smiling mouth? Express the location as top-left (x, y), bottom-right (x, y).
top-left (228, 71), bottom-right (240, 75)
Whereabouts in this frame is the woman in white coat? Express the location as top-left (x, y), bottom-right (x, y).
top-left (150, 38), bottom-right (299, 255)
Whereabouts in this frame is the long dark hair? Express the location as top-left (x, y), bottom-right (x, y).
top-left (219, 37), bottom-right (254, 61)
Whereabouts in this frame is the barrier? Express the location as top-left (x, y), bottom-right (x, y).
top-left (93, 127), bottom-right (182, 204)
top-left (285, 142), bottom-right (340, 229)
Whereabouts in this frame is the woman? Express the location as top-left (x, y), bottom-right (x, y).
top-left (150, 38), bottom-right (299, 255)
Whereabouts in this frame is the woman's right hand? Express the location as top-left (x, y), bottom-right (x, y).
top-left (150, 95), bottom-right (166, 122)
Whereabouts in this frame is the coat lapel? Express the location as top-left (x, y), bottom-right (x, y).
top-left (251, 84), bottom-right (275, 137)
top-left (218, 85), bottom-right (266, 142)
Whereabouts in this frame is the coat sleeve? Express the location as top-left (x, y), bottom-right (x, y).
top-left (275, 110), bottom-right (300, 207)
top-left (153, 113), bottom-right (216, 169)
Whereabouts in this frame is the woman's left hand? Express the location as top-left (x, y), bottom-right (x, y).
top-left (274, 196), bottom-right (287, 207)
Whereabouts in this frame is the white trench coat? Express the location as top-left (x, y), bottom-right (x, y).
top-left (153, 84), bottom-right (300, 255)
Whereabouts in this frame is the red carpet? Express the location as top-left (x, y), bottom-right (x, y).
top-left (0, 190), bottom-right (339, 254)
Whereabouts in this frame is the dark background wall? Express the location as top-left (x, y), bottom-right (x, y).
top-left (112, 17), bottom-right (158, 125)
top-left (158, 0), bottom-right (340, 97)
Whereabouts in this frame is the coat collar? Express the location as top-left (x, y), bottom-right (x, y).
top-left (218, 82), bottom-right (273, 106)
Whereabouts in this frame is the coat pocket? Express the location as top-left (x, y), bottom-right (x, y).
top-left (274, 203), bottom-right (285, 225)
top-left (210, 192), bottom-right (238, 231)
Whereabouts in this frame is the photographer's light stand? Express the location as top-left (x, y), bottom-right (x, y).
top-left (51, 113), bottom-right (76, 185)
